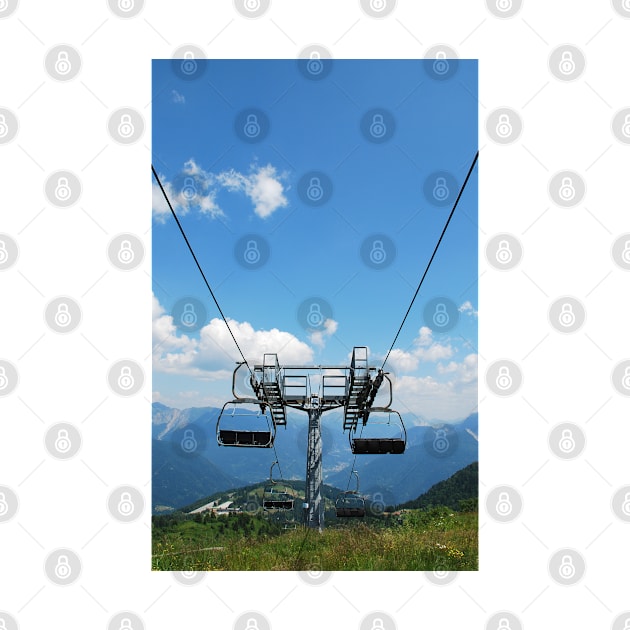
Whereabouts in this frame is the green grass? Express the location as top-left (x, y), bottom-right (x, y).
top-left (151, 508), bottom-right (478, 571)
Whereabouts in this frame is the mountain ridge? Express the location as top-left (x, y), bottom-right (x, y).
top-left (152, 402), bottom-right (478, 512)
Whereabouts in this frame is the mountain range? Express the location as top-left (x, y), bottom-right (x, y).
top-left (152, 402), bottom-right (478, 513)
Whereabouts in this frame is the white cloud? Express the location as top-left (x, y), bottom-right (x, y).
top-left (245, 164), bottom-right (288, 218)
top-left (437, 353), bottom-right (478, 384)
top-left (394, 354), bottom-right (478, 422)
top-left (386, 348), bottom-right (419, 373)
top-left (152, 178), bottom-right (176, 223)
top-left (152, 295), bottom-right (313, 379)
top-left (171, 90), bottom-right (185, 104)
top-left (152, 162), bottom-right (224, 222)
top-left (416, 326), bottom-right (433, 346)
top-left (152, 160), bottom-right (288, 222)
top-left (459, 300), bottom-right (478, 317)
top-left (309, 318), bottom-right (338, 349)
top-left (384, 325), bottom-right (454, 374)
top-left (215, 164), bottom-right (288, 219)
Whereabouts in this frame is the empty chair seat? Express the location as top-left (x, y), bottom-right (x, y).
top-left (336, 505), bottom-right (366, 518)
top-left (335, 486), bottom-right (366, 518)
top-left (216, 400), bottom-right (276, 448)
top-left (218, 429), bottom-right (273, 447)
top-left (350, 437), bottom-right (406, 455)
top-left (263, 498), bottom-right (294, 510)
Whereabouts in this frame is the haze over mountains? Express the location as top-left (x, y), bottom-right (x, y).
top-left (152, 402), bottom-right (478, 513)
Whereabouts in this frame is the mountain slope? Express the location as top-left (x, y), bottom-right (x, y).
top-left (398, 461), bottom-right (478, 511)
top-left (152, 439), bottom-right (245, 512)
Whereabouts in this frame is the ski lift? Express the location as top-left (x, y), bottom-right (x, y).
top-left (349, 408), bottom-right (407, 455)
top-left (216, 400), bottom-right (275, 448)
top-left (263, 461), bottom-right (295, 510)
top-left (335, 470), bottom-right (365, 518)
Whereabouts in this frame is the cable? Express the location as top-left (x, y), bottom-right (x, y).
top-left (272, 443), bottom-right (285, 482)
top-left (381, 150), bottom-right (479, 371)
top-left (151, 165), bottom-right (253, 375)
top-left (345, 423), bottom-right (364, 491)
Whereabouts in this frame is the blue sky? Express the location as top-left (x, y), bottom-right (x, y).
top-left (152, 58), bottom-right (478, 423)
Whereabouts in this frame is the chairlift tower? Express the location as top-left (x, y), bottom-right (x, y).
top-left (216, 347), bottom-right (406, 531)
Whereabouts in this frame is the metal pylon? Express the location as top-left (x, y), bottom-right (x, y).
top-left (305, 405), bottom-right (323, 531)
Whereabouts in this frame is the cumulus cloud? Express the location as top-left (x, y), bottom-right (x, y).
top-left (394, 354), bottom-right (478, 422)
top-left (152, 163), bottom-right (223, 223)
top-left (309, 318), bottom-right (338, 349)
top-left (459, 300), bottom-right (478, 317)
top-left (152, 295), bottom-right (313, 379)
top-left (384, 325), bottom-right (454, 374)
top-left (152, 159), bottom-right (288, 223)
top-left (215, 164), bottom-right (288, 219)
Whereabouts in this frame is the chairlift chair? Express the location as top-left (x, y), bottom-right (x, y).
top-left (335, 470), bottom-right (366, 518)
top-left (262, 461), bottom-right (295, 510)
top-left (216, 400), bottom-right (275, 448)
top-left (349, 409), bottom-right (407, 455)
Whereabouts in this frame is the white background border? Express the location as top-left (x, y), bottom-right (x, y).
top-left (1, 1), bottom-right (629, 628)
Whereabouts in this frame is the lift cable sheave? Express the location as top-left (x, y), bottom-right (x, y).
top-left (381, 150), bottom-right (479, 372)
